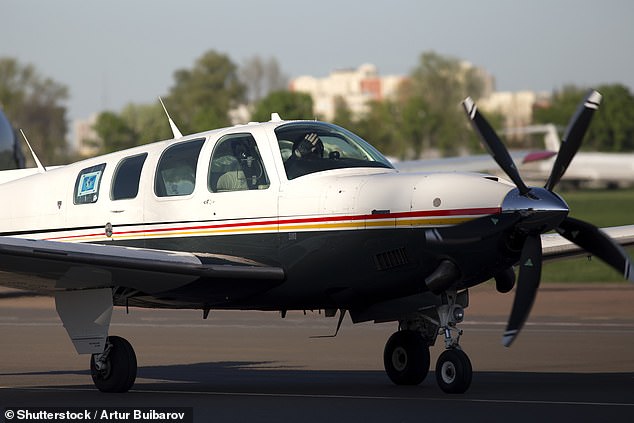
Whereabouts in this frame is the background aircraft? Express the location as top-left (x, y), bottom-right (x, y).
top-left (507, 125), bottom-right (634, 188)
top-left (0, 91), bottom-right (631, 396)
top-left (396, 122), bottom-right (634, 189)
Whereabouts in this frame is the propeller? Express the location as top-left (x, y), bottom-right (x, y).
top-left (425, 212), bottom-right (521, 245)
top-left (545, 91), bottom-right (602, 191)
top-left (557, 217), bottom-right (634, 282)
top-left (462, 98), bottom-right (531, 196)
top-left (462, 89), bottom-right (634, 347)
top-left (502, 234), bottom-right (542, 346)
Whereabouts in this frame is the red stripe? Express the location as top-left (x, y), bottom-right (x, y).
top-left (46, 207), bottom-right (501, 241)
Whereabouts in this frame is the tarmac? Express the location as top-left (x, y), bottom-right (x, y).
top-left (1, 283), bottom-right (633, 422)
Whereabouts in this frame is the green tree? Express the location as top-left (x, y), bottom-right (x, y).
top-left (400, 51), bottom-right (487, 155)
top-left (120, 103), bottom-right (172, 145)
top-left (352, 100), bottom-right (405, 156)
top-left (251, 90), bottom-right (313, 122)
top-left (534, 84), bottom-right (634, 152)
top-left (168, 50), bottom-right (246, 133)
top-left (332, 96), bottom-right (354, 129)
top-left (93, 111), bottom-right (136, 154)
top-left (0, 57), bottom-right (68, 164)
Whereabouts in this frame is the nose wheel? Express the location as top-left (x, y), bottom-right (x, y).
top-left (435, 348), bottom-right (472, 393)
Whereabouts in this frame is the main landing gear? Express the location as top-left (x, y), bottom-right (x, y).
top-left (90, 336), bottom-right (137, 393)
top-left (383, 289), bottom-right (472, 393)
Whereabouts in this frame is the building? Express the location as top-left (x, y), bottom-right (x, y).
top-left (73, 114), bottom-right (100, 158)
top-left (479, 91), bottom-right (552, 132)
top-left (290, 64), bottom-right (406, 121)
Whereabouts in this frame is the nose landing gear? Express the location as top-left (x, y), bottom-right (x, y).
top-left (383, 289), bottom-right (472, 393)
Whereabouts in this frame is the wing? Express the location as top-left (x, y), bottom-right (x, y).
top-left (393, 151), bottom-right (554, 174)
top-left (0, 236), bottom-right (285, 306)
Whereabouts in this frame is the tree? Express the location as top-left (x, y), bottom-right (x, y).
top-left (168, 50), bottom-right (246, 133)
top-left (351, 100), bottom-right (406, 156)
top-left (400, 51), bottom-right (487, 155)
top-left (332, 96), bottom-right (354, 129)
top-left (120, 103), bottom-right (172, 145)
top-left (93, 111), bottom-right (136, 154)
top-left (0, 57), bottom-right (68, 164)
top-left (251, 91), bottom-right (313, 122)
top-left (240, 56), bottom-right (288, 102)
top-left (534, 84), bottom-right (634, 152)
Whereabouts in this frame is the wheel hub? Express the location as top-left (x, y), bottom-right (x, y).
top-left (392, 347), bottom-right (408, 372)
top-left (440, 361), bottom-right (456, 384)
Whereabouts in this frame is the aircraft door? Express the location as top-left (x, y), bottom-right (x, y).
top-left (204, 131), bottom-right (279, 256)
top-left (107, 153), bottom-right (148, 239)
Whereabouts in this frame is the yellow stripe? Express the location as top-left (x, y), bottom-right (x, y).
top-left (55, 216), bottom-right (478, 242)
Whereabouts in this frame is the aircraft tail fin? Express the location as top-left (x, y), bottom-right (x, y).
top-left (542, 124), bottom-right (561, 151)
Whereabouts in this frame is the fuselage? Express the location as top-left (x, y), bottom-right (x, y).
top-left (0, 120), bottom-right (517, 310)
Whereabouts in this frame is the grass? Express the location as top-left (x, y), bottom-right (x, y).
top-left (541, 188), bottom-right (634, 282)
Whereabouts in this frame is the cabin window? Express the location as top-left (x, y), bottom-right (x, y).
top-left (208, 133), bottom-right (270, 192)
top-left (111, 153), bottom-right (147, 200)
top-left (154, 138), bottom-right (205, 197)
top-left (74, 163), bottom-right (106, 204)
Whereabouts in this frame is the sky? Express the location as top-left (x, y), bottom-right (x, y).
top-left (2, 0), bottom-right (633, 125)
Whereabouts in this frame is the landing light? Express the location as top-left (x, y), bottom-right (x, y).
top-left (452, 305), bottom-right (465, 323)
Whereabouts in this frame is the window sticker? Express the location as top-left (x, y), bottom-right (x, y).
top-left (77, 171), bottom-right (102, 197)
top-left (74, 163), bottom-right (106, 204)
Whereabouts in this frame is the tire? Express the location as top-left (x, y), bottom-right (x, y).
top-left (383, 330), bottom-right (430, 385)
top-left (90, 336), bottom-right (137, 393)
top-left (435, 348), bottom-right (472, 394)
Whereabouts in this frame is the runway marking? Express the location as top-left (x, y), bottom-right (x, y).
top-left (2, 386), bottom-right (633, 408)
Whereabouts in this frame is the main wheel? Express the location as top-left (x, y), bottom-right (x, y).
top-left (383, 330), bottom-right (430, 385)
top-left (90, 335), bottom-right (137, 393)
top-left (435, 348), bottom-right (472, 393)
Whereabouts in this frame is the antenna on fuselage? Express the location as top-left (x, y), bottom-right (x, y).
top-left (159, 97), bottom-right (183, 139)
top-left (19, 129), bottom-right (46, 173)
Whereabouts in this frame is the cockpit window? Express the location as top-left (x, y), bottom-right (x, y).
top-left (275, 122), bottom-right (393, 180)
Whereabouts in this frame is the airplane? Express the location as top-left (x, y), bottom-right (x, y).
top-left (504, 124), bottom-right (634, 189)
top-left (0, 90), bottom-right (632, 395)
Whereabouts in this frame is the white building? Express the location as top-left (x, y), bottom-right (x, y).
top-left (290, 64), bottom-right (406, 121)
top-left (479, 91), bottom-right (551, 130)
top-left (72, 114), bottom-right (100, 158)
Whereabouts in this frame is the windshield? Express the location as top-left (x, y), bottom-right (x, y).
top-left (275, 122), bottom-right (393, 180)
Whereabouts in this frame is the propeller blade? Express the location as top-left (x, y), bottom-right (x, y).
top-left (425, 212), bottom-right (521, 245)
top-left (557, 217), bottom-right (634, 282)
top-left (462, 97), bottom-right (531, 196)
top-left (503, 234), bottom-right (542, 347)
top-left (545, 90), bottom-right (602, 191)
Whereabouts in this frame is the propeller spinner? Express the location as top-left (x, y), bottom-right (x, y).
top-left (463, 90), bottom-right (634, 347)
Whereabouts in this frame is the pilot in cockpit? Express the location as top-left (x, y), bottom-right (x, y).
top-left (293, 132), bottom-right (324, 159)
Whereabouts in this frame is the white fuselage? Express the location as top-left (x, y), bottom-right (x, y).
top-left (0, 121), bottom-right (514, 260)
